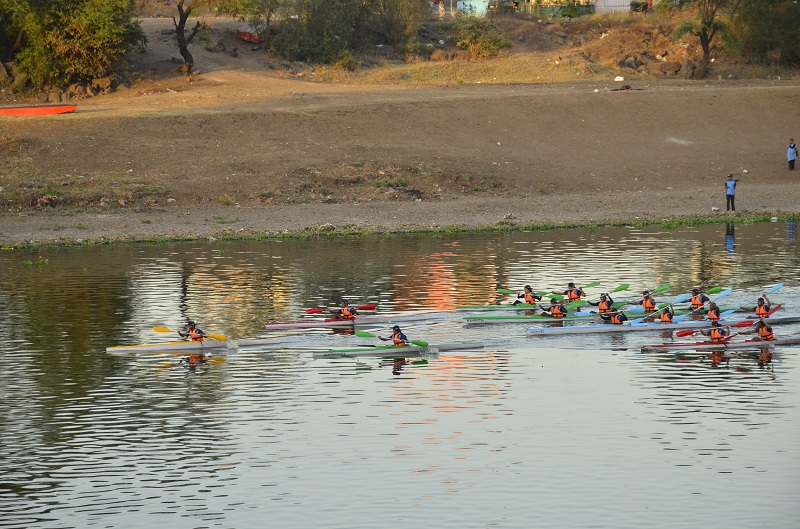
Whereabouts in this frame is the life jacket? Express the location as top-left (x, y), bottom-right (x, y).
top-left (642, 298), bottom-right (656, 312)
top-left (549, 304), bottom-right (566, 318)
top-left (609, 313), bottom-right (626, 325)
top-left (341, 306), bottom-right (356, 319)
top-left (758, 325), bottom-right (774, 341)
top-left (524, 292), bottom-right (539, 304)
top-left (710, 328), bottom-right (726, 342)
top-left (660, 312), bottom-right (673, 323)
top-left (392, 332), bottom-right (407, 346)
top-left (707, 308), bottom-right (720, 320)
top-left (188, 353), bottom-right (205, 366)
top-left (691, 294), bottom-right (706, 309)
top-left (755, 305), bottom-right (770, 317)
top-left (566, 289), bottom-right (582, 301)
top-left (598, 300), bottom-right (613, 313)
top-left (189, 329), bottom-right (204, 342)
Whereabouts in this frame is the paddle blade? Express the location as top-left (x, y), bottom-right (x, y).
top-left (713, 287), bottom-right (732, 301)
top-left (207, 333), bottom-right (227, 341)
top-left (497, 289), bottom-right (515, 295)
top-left (153, 326), bottom-right (174, 333)
top-left (355, 330), bottom-right (375, 338)
top-left (584, 281), bottom-right (601, 289)
top-left (719, 309), bottom-right (737, 318)
top-left (767, 282), bottom-right (783, 294)
top-left (676, 329), bottom-right (697, 337)
top-left (652, 283), bottom-right (670, 294)
top-left (673, 293), bottom-right (692, 304)
top-left (410, 340), bottom-right (429, 347)
top-left (706, 286), bottom-right (723, 295)
top-left (611, 283), bottom-right (630, 293)
top-left (305, 308), bottom-right (325, 314)
top-left (673, 313), bottom-right (691, 322)
top-left (357, 304), bottom-right (377, 310)
top-left (734, 320), bottom-right (755, 327)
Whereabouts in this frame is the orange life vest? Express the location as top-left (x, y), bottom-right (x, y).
top-left (550, 305), bottom-right (566, 317)
top-left (341, 307), bottom-right (356, 319)
top-left (691, 294), bottom-right (706, 309)
top-left (642, 298), bottom-right (656, 312)
top-left (758, 325), bottom-right (774, 341)
top-left (189, 329), bottom-right (204, 341)
top-left (660, 312), bottom-right (673, 323)
top-left (710, 328), bottom-right (726, 342)
top-left (755, 305), bottom-right (770, 317)
top-left (392, 331), bottom-right (407, 346)
top-left (566, 289), bottom-right (582, 301)
top-left (598, 300), bottom-right (613, 313)
top-left (707, 308), bottom-right (720, 320)
top-left (524, 292), bottom-right (539, 304)
top-left (610, 313), bottom-right (626, 325)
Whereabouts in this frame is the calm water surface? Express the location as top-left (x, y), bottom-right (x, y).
top-left (1, 223), bottom-right (798, 528)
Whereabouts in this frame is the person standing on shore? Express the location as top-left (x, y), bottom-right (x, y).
top-left (724, 173), bottom-right (738, 212)
top-left (788, 139), bottom-right (798, 170)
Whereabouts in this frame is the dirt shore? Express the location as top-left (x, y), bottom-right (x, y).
top-left (1, 18), bottom-right (798, 246)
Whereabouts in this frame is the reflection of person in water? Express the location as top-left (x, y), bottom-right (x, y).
top-left (182, 353), bottom-right (208, 368)
top-left (726, 223), bottom-right (735, 254)
top-left (710, 350), bottom-right (728, 368)
top-left (787, 221), bottom-right (797, 247)
top-left (392, 357), bottom-right (407, 375)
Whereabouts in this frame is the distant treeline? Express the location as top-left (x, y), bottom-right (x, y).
top-left (1, 0), bottom-right (798, 92)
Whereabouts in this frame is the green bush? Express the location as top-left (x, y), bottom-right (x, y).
top-left (452, 11), bottom-right (510, 60)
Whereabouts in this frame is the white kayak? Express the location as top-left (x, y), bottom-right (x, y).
top-left (641, 336), bottom-right (800, 351)
top-left (312, 342), bottom-right (484, 358)
top-left (106, 338), bottom-right (281, 353)
top-left (525, 315), bottom-right (800, 336)
top-left (264, 311), bottom-right (439, 331)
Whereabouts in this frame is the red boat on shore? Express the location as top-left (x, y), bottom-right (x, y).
top-left (0, 104), bottom-right (77, 117)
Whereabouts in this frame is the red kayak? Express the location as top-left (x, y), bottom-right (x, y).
top-left (0, 104), bottom-right (77, 117)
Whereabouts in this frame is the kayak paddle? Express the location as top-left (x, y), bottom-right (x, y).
top-left (766, 282), bottom-right (783, 295)
top-left (153, 325), bottom-right (227, 342)
top-left (611, 283), bottom-right (630, 293)
top-left (355, 330), bottom-right (428, 348)
top-left (650, 283), bottom-right (670, 295)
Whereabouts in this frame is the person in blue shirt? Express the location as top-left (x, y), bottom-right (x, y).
top-left (788, 139), bottom-right (797, 170)
top-left (724, 173), bottom-right (738, 212)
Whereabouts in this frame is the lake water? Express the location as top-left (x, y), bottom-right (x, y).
top-left (1, 222), bottom-right (798, 529)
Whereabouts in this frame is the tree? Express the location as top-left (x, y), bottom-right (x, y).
top-left (672, 0), bottom-right (743, 79)
top-left (1, 0), bottom-right (145, 88)
top-left (173, 0), bottom-right (204, 75)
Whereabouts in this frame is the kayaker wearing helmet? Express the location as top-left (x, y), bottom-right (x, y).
top-left (513, 285), bottom-right (542, 306)
top-left (753, 295), bottom-right (772, 318)
top-left (701, 321), bottom-right (728, 343)
top-left (639, 290), bottom-right (657, 313)
top-left (706, 301), bottom-right (721, 321)
top-left (335, 299), bottom-right (358, 320)
top-left (690, 288), bottom-right (711, 311)
top-left (379, 325), bottom-right (408, 346)
top-left (744, 318), bottom-right (774, 341)
top-left (541, 298), bottom-right (568, 318)
top-left (561, 282), bottom-right (585, 302)
top-left (589, 293), bottom-right (615, 314)
top-left (178, 321), bottom-right (205, 342)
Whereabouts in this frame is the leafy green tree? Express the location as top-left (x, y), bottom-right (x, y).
top-left (729, 0), bottom-right (800, 65)
top-left (1, 0), bottom-right (145, 88)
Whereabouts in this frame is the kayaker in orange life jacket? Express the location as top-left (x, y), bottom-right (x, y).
top-left (379, 325), bottom-right (408, 346)
top-left (178, 321), bottom-right (205, 342)
top-left (600, 311), bottom-right (628, 325)
top-left (690, 288), bottom-right (711, 311)
top-left (541, 298), bottom-right (568, 318)
top-left (637, 290), bottom-right (657, 313)
top-left (642, 305), bottom-right (673, 323)
top-left (335, 299), bottom-right (358, 320)
top-left (706, 301), bottom-right (721, 321)
top-left (744, 318), bottom-right (774, 341)
top-left (750, 295), bottom-right (772, 318)
top-left (513, 285), bottom-right (543, 306)
top-left (589, 293), bottom-right (615, 313)
top-left (701, 321), bottom-right (729, 343)
top-left (560, 282), bottom-right (585, 301)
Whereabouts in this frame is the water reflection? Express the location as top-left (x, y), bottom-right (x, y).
top-left (0, 223), bottom-right (798, 529)
top-left (726, 223), bottom-right (735, 254)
